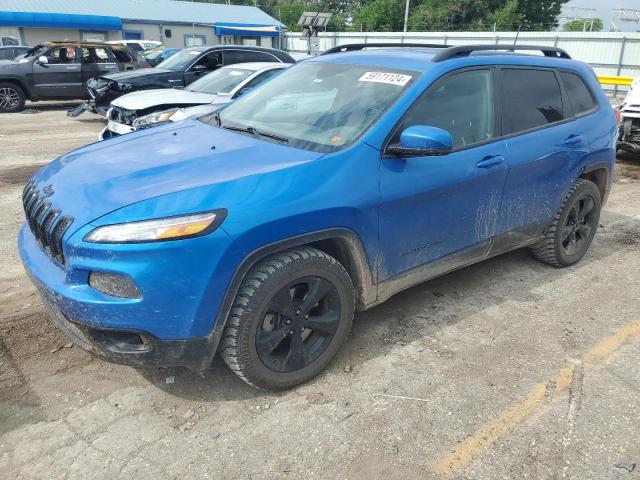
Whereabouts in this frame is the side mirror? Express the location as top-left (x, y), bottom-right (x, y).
top-left (36, 55), bottom-right (48, 65)
top-left (387, 125), bottom-right (453, 157)
top-left (191, 64), bottom-right (207, 74)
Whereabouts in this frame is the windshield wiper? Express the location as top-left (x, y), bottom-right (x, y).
top-left (222, 124), bottom-right (289, 144)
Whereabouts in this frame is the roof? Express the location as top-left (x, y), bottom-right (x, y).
top-left (220, 62), bottom-right (287, 72)
top-left (310, 45), bottom-right (582, 73)
top-left (0, 0), bottom-right (282, 26)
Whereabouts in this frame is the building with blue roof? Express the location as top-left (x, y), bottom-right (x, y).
top-left (0, 0), bottom-right (285, 49)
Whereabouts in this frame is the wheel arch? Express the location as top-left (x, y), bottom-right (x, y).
top-left (580, 162), bottom-right (610, 204)
top-left (204, 228), bottom-right (377, 361)
top-left (0, 77), bottom-right (32, 99)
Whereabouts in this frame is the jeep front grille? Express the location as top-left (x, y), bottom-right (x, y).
top-left (22, 180), bottom-right (73, 266)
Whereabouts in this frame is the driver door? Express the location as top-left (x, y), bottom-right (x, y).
top-left (378, 68), bottom-right (509, 281)
top-left (32, 47), bottom-right (83, 98)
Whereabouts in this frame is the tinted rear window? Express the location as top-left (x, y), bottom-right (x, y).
top-left (561, 71), bottom-right (597, 115)
top-left (502, 69), bottom-right (565, 135)
top-left (224, 50), bottom-right (277, 64)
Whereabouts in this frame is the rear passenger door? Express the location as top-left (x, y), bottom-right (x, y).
top-left (80, 47), bottom-right (118, 85)
top-left (492, 67), bottom-right (590, 249)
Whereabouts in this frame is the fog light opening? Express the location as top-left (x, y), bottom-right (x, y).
top-left (88, 271), bottom-right (142, 299)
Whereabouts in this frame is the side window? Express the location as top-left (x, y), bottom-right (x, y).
top-left (81, 47), bottom-right (110, 64)
top-left (112, 49), bottom-right (134, 63)
top-left (224, 50), bottom-right (275, 65)
top-left (397, 69), bottom-right (494, 149)
top-left (194, 52), bottom-right (221, 71)
top-left (46, 47), bottom-right (78, 64)
top-left (243, 69), bottom-right (280, 90)
top-left (560, 72), bottom-right (597, 116)
top-left (502, 69), bottom-right (565, 135)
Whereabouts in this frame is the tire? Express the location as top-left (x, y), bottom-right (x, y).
top-left (0, 82), bottom-right (26, 113)
top-left (531, 179), bottom-right (601, 267)
top-left (220, 247), bottom-right (355, 390)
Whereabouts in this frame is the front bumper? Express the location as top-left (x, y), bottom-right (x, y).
top-left (19, 222), bottom-right (236, 369)
top-left (41, 296), bottom-right (214, 369)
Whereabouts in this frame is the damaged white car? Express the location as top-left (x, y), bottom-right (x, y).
top-left (100, 62), bottom-right (287, 140)
top-left (618, 77), bottom-right (640, 155)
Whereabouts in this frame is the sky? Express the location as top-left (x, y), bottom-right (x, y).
top-left (563, 0), bottom-right (639, 31)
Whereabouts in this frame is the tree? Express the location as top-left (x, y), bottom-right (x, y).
top-left (515, 0), bottom-right (569, 30)
top-left (353, 0), bottom-right (405, 31)
top-left (563, 18), bottom-right (603, 32)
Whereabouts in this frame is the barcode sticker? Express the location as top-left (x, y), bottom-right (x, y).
top-left (358, 71), bottom-right (412, 86)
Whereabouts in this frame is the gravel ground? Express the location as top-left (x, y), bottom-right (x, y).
top-left (1, 102), bottom-right (640, 480)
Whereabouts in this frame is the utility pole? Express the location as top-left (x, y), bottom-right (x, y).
top-left (403, 0), bottom-right (410, 33)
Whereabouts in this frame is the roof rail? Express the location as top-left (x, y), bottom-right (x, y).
top-left (321, 42), bottom-right (449, 55)
top-left (431, 44), bottom-right (571, 62)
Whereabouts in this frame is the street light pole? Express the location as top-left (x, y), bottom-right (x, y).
top-left (403, 0), bottom-right (410, 32)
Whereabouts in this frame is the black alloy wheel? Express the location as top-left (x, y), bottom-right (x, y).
top-left (256, 276), bottom-right (341, 373)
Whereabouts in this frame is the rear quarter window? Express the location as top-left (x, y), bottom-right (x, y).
top-left (112, 49), bottom-right (134, 63)
top-left (560, 71), bottom-right (597, 116)
top-left (501, 68), bottom-right (565, 135)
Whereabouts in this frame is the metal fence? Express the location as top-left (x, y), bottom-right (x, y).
top-left (285, 31), bottom-right (640, 97)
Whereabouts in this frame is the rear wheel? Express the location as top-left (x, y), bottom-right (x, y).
top-left (0, 82), bottom-right (25, 113)
top-left (531, 179), bottom-right (601, 267)
top-left (220, 247), bottom-right (355, 390)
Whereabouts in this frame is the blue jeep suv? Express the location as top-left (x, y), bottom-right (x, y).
top-left (19, 44), bottom-right (617, 390)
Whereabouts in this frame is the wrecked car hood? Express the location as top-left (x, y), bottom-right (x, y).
top-left (111, 88), bottom-right (217, 111)
top-left (28, 119), bottom-right (324, 232)
top-left (99, 68), bottom-right (177, 83)
top-left (621, 79), bottom-right (640, 118)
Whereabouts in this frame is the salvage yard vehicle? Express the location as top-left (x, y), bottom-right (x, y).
top-left (0, 45), bottom-right (29, 61)
top-left (100, 62), bottom-right (287, 139)
top-left (618, 77), bottom-right (640, 155)
top-left (0, 41), bottom-right (145, 113)
top-left (19, 44), bottom-right (616, 390)
top-left (143, 47), bottom-right (180, 67)
top-left (69, 45), bottom-right (295, 117)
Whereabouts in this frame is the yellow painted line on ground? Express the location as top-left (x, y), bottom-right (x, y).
top-left (598, 75), bottom-right (634, 86)
top-left (434, 319), bottom-right (640, 477)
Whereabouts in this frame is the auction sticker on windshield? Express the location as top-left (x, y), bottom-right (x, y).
top-left (358, 71), bottom-right (412, 86)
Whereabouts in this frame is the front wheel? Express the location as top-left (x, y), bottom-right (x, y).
top-left (0, 82), bottom-right (26, 113)
top-left (531, 179), bottom-right (601, 267)
top-left (220, 247), bottom-right (355, 390)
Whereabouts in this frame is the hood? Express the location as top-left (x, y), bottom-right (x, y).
top-left (622, 81), bottom-right (640, 118)
top-left (101, 68), bottom-right (179, 84)
top-left (111, 88), bottom-right (217, 111)
top-left (29, 119), bottom-right (324, 232)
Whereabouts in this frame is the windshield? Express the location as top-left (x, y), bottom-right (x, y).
top-left (156, 48), bottom-right (201, 71)
top-left (213, 62), bottom-right (416, 152)
top-left (187, 67), bottom-right (254, 94)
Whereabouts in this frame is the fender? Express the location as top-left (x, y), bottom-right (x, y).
top-left (0, 75), bottom-right (34, 98)
top-left (202, 227), bottom-right (377, 364)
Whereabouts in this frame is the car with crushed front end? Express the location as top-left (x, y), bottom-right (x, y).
top-left (100, 62), bottom-right (287, 139)
top-left (0, 41), bottom-right (145, 113)
top-left (618, 76), bottom-right (640, 155)
top-left (70, 45), bottom-right (295, 117)
top-left (19, 43), bottom-right (617, 390)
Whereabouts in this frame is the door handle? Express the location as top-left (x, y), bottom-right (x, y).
top-left (563, 134), bottom-right (584, 146)
top-left (476, 155), bottom-right (504, 168)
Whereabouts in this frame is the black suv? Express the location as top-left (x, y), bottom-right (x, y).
top-left (70, 45), bottom-right (296, 116)
top-left (0, 41), bottom-right (145, 113)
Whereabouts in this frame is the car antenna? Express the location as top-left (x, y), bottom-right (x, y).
top-left (513, 25), bottom-right (521, 46)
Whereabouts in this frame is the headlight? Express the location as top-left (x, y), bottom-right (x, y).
top-left (85, 211), bottom-right (224, 243)
top-left (132, 109), bottom-right (179, 129)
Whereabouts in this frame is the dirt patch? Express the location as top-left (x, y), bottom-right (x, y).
top-left (0, 164), bottom-right (46, 186)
